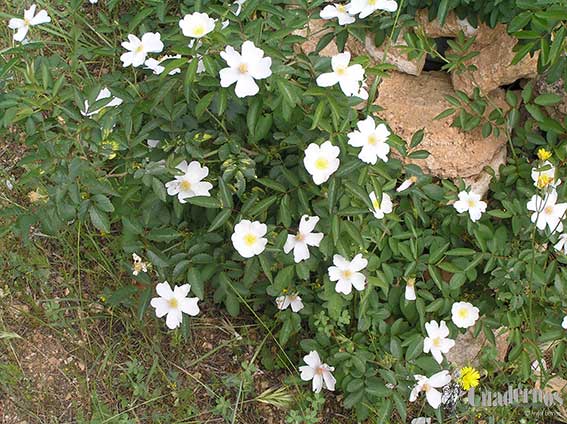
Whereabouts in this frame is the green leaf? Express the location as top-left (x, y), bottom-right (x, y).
top-left (256, 178), bottom-right (286, 193)
top-left (186, 196), bottom-right (221, 208)
top-left (88, 206), bottom-right (110, 233)
top-left (248, 195), bottom-right (278, 216)
top-left (445, 248), bottom-right (476, 256)
top-left (218, 178), bottom-right (233, 208)
top-left (208, 209), bottom-right (231, 232)
top-left (343, 180), bottom-right (372, 209)
top-left (437, 0), bottom-right (450, 25)
top-left (152, 177), bottom-right (167, 202)
top-left (534, 93), bottom-right (562, 106)
top-left (137, 286), bottom-right (152, 321)
top-left (147, 227), bottom-right (182, 242)
top-left (405, 336), bottom-right (424, 361)
top-left (188, 268), bottom-right (205, 299)
top-left (273, 266), bottom-right (295, 292)
top-left (184, 58), bottom-right (199, 101)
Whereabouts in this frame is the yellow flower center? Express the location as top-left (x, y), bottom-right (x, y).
top-left (544, 205), bottom-right (554, 215)
top-left (295, 233), bottom-right (305, 242)
top-left (315, 157), bottom-right (329, 170)
top-left (342, 270), bottom-right (353, 279)
top-left (422, 383), bottom-right (430, 392)
top-left (168, 298), bottom-right (179, 308)
top-left (336, 66), bottom-right (347, 76)
top-left (537, 175), bottom-right (553, 189)
top-left (193, 25), bottom-right (205, 36)
top-left (458, 308), bottom-right (469, 319)
top-left (467, 199), bottom-right (476, 208)
top-left (406, 278), bottom-right (415, 288)
top-left (372, 199), bottom-right (380, 209)
top-left (367, 134), bottom-right (378, 145)
top-left (239, 63), bottom-right (248, 74)
top-left (135, 44), bottom-right (145, 54)
top-left (180, 180), bottom-right (192, 191)
top-left (368, 0), bottom-right (377, 5)
top-left (432, 337), bottom-right (442, 348)
top-left (24, 18), bottom-right (31, 26)
top-left (337, 4), bottom-right (346, 12)
top-left (244, 233), bottom-right (257, 246)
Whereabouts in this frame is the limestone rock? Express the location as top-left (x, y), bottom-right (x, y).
top-left (376, 71), bottom-right (508, 180)
top-left (416, 9), bottom-right (479, 38)
top-left (451, 24), bottom-right (539, 95)
top-left (364, 32), bottom-right (426, 76)
top-left (463, 145), bottom-right (507, 197)
top-left (445, 326), bottom-right (509, 369)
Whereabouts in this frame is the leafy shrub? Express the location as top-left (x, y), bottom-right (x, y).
top-left (1, 0), bottom-right (567, 422)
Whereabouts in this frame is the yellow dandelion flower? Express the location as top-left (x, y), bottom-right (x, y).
top-left (537, 148), bottom-right (552, 161)
top-left (458, 366), bottom-right (480, 390)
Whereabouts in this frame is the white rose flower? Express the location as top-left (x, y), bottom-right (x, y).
top-left (451, 301), bottom-right (480, 329)
top-left (320, 4), bottom-right (356, 25)
top-left (120, 32), bottom-right (164, 68)
top-left (409, 371), bottom-right (451, 409)
top-left (303, 141), bottom-right (340, 185)
top-left (165, 160), bottom-right (213, 203)
top-left (144, 54), bottom-right (182, 75)
top-left (179, 12), bottom-right (216, 39)
top-left (527, 189), bottom-right (567, 233)
top-left (347, 116), bottom-right (390, 164)
top-left (423, 320), bottom-right (455, 364)
top-left (299, 351), bottom-right (336, 393)
top-left (369, 191), bottom-right (393, 219)
top-left (405, 278), bottom-right (416, 301)
top-left (276, 294), bottom-right (304, 312)
top-left (283, 215), bottom-right (324, 263)
top-left (219, 41), bottom-right (272, 98)
top-left (8, 4), bottom-right (51, 42)
top-left (234, 0), bottom-right (247, 16)
top-left (396, 176), bottom-right (417, 192)
top-left (531, 161), bottom-right (561, 189)
top-left (147, 139), bottom-right (160, 148)
top-left (328, 253), bottom-right (368, 295)
top-left (150, 281), bottom-right (200, 330)
top-left (554, 233), bottom-right (567, 254)
top-left (453, 190), bottom-right (487, 222)
top-left (231, 220), bottom-right (268, 258)
top-left (348, 0), bottom-right (398, 19)
top-left (316, 52), bottom-right (365, 97)
top-left (81, 87), bottom-right (123, 117)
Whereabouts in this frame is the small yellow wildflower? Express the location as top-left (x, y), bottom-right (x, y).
top-left (537, 148), bottom-right (552, 161)
top-left (458, 366), bottom-right (480, 390)
top-left (537, 174), bottom-right (554, 189)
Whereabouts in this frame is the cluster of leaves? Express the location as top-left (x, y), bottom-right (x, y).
top-left (1, 0), bottom-right (567, 422)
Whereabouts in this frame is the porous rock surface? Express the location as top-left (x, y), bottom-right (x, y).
top-left (376, 71), bottom-right (508, 181)
top-left (451, 24), bottom-right (539, 95)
